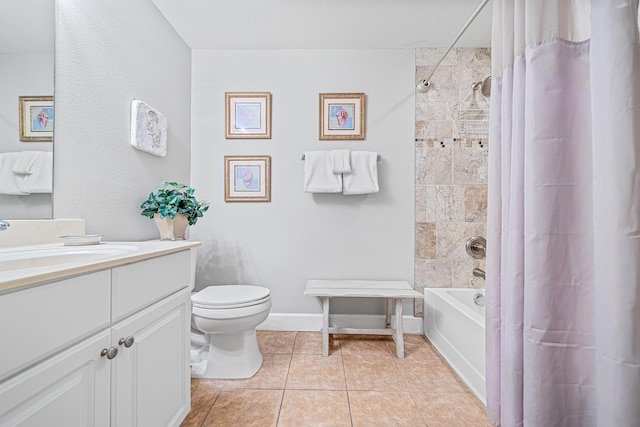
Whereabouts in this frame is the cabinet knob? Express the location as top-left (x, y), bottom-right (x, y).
top-left (118, 336), bottom-right (135, 348)
top-left (100, 346), bottom-right (119, 360)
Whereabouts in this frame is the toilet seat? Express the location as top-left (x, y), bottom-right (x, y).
top-left (192, 285), bottom-right (270, 309)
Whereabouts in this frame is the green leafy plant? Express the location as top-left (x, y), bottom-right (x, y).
top-left (140, 181), bottom-right (209, 226)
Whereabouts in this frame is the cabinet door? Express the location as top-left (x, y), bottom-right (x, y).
top-left (110, 288), bottom-right (190, 427)
top-left (0, 330), bottom-right (111, 427)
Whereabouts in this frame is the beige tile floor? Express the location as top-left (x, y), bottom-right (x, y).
top-left (181, 331), bottom-right (492, 427)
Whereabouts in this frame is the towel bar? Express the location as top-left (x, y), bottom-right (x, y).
top-left (299, 154), bottom-right (381, 161)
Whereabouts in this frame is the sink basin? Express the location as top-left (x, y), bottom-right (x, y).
top-left (0, 244), bottom-right (137, 272)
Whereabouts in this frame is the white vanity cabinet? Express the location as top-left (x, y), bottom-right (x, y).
top-left (110, 288), bottom-right (190, 426)
top-left (0, 330), bottom-right (112, 427)
top-left (0, 248), bottom-right (193, 427)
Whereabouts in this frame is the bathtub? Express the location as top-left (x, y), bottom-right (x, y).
top-left (423, 288), bottom-right (486, 405)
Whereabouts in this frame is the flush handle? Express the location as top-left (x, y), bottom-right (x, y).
top-left (118, 336), bottom-right (135, 348)
top-left (100, 346), bottom-right (119, 360)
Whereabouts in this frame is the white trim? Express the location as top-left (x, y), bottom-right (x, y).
top-left (257, 312), bottom-right (423, 334)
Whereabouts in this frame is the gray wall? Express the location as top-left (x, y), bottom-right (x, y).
top-left (190, 49), bottom-right (415, 315)
top-left (53, 0), bottom-right (191, 240)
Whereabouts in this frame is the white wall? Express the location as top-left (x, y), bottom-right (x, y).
top-left (53, 0), bottom-right (191, 240)
top-left (190, 49), bottom-right (415, 315)
top-left (0, 53), bottom-right (53, 219)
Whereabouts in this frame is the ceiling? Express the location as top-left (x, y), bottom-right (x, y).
top-left (0, 0), bottom-right (55, 54)
top-left (151, 0), bottom-right (492, 50)
top-left (0, 1), bottom-right (492, 54)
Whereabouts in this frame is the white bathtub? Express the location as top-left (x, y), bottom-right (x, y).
top-left (424, 288), bottom-right (486, 405)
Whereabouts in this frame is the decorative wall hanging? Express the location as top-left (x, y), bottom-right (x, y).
top-left (130, 100), bottom-right (168, 157)
top-left (19, 96), bottom-right (54, 142)
top-left (319, 93), bottom-right (365, 140)
top-left (224, 155), bottom-right (271, 202)
top-left (225, 92), bottom-right (271, 139)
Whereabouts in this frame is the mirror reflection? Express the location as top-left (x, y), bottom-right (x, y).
top-left (0, 0), bottom-right (54, 219)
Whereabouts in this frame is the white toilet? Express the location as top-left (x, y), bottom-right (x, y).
top-left (190, 285), bottom-right (272, 379)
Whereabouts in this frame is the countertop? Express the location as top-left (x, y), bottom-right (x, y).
top-left (0, 240), bottom-right (200, 293)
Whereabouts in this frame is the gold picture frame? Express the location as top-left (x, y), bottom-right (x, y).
top-left (19, 96), bottom-right (54, 142)
top-left (225, 92), bottom-right (271, 139)
top-left (224, 155), bottom-right (271, 202)
top-left (319, 93), bottom-right (365, 140)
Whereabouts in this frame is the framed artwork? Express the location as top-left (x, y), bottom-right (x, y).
top-left (130, 100), bottom-right (168, 157)
top-left (225, 92), bottom-right (271, 139)
top-left (19, 96), bottom-right (54, 142)
top-left (224, 155), bottom-right (271, 202)
top-left (319, 93), bottom-right (365, 140)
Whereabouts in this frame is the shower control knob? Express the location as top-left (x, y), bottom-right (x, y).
top-left (119, 336), bottom-right (135, 348)
top-left (100, 346), bottom-right (119, 360)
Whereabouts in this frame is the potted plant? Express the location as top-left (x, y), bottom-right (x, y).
top-left (140, 181), bottom-right (209, 240)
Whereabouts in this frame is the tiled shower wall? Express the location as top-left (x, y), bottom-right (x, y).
top-left (414, 48), bottom-right (491, 316)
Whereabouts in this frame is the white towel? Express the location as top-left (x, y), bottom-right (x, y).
top-left (342, 151), bottom-right (379, 195)
top-left (303, 151), bottom-right (343, 193)
top-left (17, 151), bottom-right (53, 194)
top-left (330, 149), bottom-right (351, 174)
top-left (0, 153), bottom-right (29, 195)
top-left (12, 151), bottom-right (48, 175)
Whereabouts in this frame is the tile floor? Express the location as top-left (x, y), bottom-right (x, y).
top-left (181, 331), bottom-right (492, 427)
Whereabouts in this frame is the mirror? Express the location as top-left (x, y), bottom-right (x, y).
top-left (0, 0), bottom-right (54, 219)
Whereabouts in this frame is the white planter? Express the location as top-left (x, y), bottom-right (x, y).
top-left (153, 213), bottom-right (189, 240)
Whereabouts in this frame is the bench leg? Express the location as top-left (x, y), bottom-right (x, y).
top-left (322, 297), bottom-right (329, 356)
top-left (394, 298), bottom-right (404, 358)
top-left (385, 298), bottom-right (392, 328)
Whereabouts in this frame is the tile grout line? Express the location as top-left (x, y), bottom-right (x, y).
top-left (338, 337), bottom-right (356, 427)
top-left (274, 331), bottom-right (296, 426)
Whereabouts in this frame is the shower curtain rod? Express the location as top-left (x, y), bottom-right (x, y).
top-left (416, 0), bottom-right (490, 93)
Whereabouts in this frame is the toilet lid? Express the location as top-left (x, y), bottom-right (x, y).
top-left (192, 285), bottom-right (271, 308)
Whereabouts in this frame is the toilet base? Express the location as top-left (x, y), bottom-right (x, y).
top-left (191, 329), bottom-right (263, 379)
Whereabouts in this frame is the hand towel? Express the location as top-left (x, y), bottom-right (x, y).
top-left (12, 151), bottom-right (48, 175)
top-left (330, 149), bottom-right (351, 174)
top-left (0, 153), bottom-right (29, 195)
top-left (303, 151), bottom-right (343, 193)
top-left (18, 151), bottom-right (53, 193)
top-left (342, 151), bottom-right (379, 195)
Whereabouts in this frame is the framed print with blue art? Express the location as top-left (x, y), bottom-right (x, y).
top-left (19, 96), bottom-right (54, 142)
top-left (225, 92), bottom-right (271, 139)
top-left (319, 93), bottom-right (365, 140)
top-left (224, 155), bottom-right (271, 202)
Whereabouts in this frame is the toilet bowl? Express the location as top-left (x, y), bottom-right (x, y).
top-left (190, 285), bottom-right (271, 379)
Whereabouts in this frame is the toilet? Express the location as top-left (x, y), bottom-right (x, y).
top-left (190, 285), bottom-right (272, 379)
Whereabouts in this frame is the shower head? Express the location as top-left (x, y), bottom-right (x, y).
top-left (416, 79), bottom-right (431, 93)
top-left (471, 76), bottom-right (492, 98)
top-left (480, 75), bottom-right (491, 97)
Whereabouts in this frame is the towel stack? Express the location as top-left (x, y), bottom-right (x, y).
top-left (303, 150), bottom-right (379, 195)
top-left (0, 151), bottom-right (53, 195)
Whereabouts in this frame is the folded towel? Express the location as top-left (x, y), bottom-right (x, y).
top-left (330, 149), bottom-right (351, 174)
top-left (18, 151), bottom-right (52, 193)
top-left (12, 151), bottom-right (48, 175)
top-left (303, 151), bottom-right (343, 193)
top-left (342, 151), bottom-right (379, 195)
top-left (0, 153), bottom-right (29, 195)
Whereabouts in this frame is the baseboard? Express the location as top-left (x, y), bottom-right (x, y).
top-left (257, 312), bottom-right (424, 335)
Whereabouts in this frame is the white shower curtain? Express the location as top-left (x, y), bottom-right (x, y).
top-left (486, 1), bottom-right (640, 426)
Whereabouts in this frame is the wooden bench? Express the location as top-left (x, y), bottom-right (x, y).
top-left (303, 280), bottom-right (423, 358)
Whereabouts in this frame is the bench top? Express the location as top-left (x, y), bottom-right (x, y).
top-left (304, 279), bottom-right (423, 299)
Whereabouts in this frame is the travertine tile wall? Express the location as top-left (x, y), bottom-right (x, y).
top-left (414, 48), bottom-right (491, 316)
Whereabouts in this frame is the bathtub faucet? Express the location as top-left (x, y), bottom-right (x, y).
top-left (0, 220), bottom-right (9, 231)
top-left (473, 268), bottom-right (485, 279)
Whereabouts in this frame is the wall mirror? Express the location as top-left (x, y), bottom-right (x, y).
top-left (0, 0), bottom-right (54, 219)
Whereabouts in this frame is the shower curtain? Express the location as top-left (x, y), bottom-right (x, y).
top-left (486, 1), bottom-right (640, 426)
